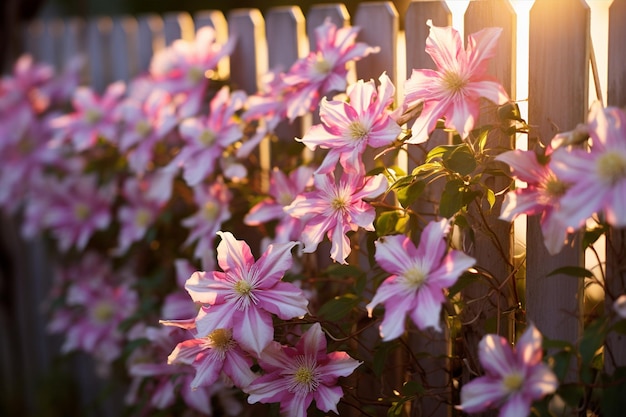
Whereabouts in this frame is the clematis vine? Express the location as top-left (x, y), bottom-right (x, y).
top-left (298, 72), bottom-right (402, 175)
top-left (286, 171), bottom-right (387, 264)
top-left (457, 324), bottom-right (558, 417)
top-left (245, 323), bottom-right (361, 417)
top-left (181, 231), bottom-right (309, 356)
top-left (403, 20), bottom-right (509, 143)
top-left (366, 219), bottom-right (476, 340)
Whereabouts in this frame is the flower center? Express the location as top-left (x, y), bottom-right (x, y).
top-left (313, 56), bottom-right (332, 75)
top-left (331, 196), bottom-right (347, 211)
top-left (404, 267), bottom-right (427, 289)
top-left (207, 328), bottom-right (235, 356)
top-left (187, 66), bottom-right (205, 84)
top-left (234, 279), bottom-right (252, 297)
top-left (203, 201), bottom-right (219, 220)
top-left (84, 109), bottom-right (102, 124)
top-left (74, 202), bottom-right (91, 220)
top-left (502, 372), bottom-right (524, 393)
top-left (288, 355), bottom-right (321, 395)
top-left (92, 300), bottom-right (115, 323)
top-left (277, 191), bottom-right (294, 206)
top-left (199, 129), bottom-right (216, 146)
top-left (348, 121), bottom-right (369, 141)
top-left (135, 208), bottom-right (152, 227)
top-left (135, 120), bottom-right (152, 137)
top-left (441, 70), bottom-right (467, 96)
top-left (543, 176), bottom-right (568, 198)
top-left (596, 151), bottom-right (626, 185)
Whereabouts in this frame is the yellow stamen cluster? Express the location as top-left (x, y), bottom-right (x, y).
top-left (597, 151), bottom-right (626, 185)
top-left (404, 267), bottom-right (427, 289)
top-left (348, 121), bottom-right (369, 141)
top-left (441, 70), bottom-right (467, 97)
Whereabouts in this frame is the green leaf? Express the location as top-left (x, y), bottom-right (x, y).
top-left (583, 224), bottom-right (607, 248)
top-left (579, 316), bottom-right (609, 367)
top-left (317, 294), bottom-right (360, 321)
top-left (547, 266), bottom-right (595, 279)
top-left (375, 211), bottom-right (402, 236)
top-left (448, 271), bottom-right (478, 297)
top-left (439, 179), bottom-right (465, 218)
top-left (443, 145), bottom-right (476, 176)
top-left (601, 367), bottom-right (626, 416)
top-left (486, 187), bottom-right (496, 209)
top-left (497, 102), bottom-right (524, 122)
top-left (400, 380), bottom-right (424, 396)
top-left (373, 341), bottom-right (399, 378)
top-left (426, 145), bottom-right (456, 162)
top-left (397, 180), bottom-right (425, 208)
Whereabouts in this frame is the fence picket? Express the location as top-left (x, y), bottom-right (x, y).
top-left (527, 0), bottom-right (589, 361)
top-left (111, 17), bottom-right (139, 83)
top-left (606, 0), bottom-right (626, 373)
top-left (163, 11), bottom-right (194, 45)
top-left (86, 17), bottom-right (113, 92)
top-left (136, 14), bottom-right (164, 74)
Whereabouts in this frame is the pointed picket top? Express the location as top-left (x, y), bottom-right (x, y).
top-left (23, 19), bottom-right (63, 68)
top-left (354, 2), bottom-right (399, 84)
top-left (527, 0), bottom-right (589, 350)
top-left (193, 10), bottom-right (229, 80)
top-left (265, 6), bottom-right (307, 71)
top-left (227, 9), bottom-right (267, 94)
top-left (86, 17), bottom-right (113, 92)
top-left (608, 0), bottom-right (626, 107)
top-left (306, 3), bottom-right (350, 51)
top-left (136, 14), bottom-right (164, 74)
top-left (404, 0), bottom-right (451, 75)
top-left (163, 12), bottom-right (194, 46)
top-left (110, 17), bottom-right (139, 82)
top-left (465, 0), bottom-right (516, 98)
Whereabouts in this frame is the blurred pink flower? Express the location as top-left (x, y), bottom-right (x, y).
top-left (286, 171), bottom-right (387, 264)
top-left (403, 21), bottom-right (509, 143)
top-left (298, 72), bottom-right (401, 175)
top-left (366, 219), bottom-right (475, 340)
top-left (496, 149), bottom-right (574, 255)
top-left (40, 174), bottom-right (115, 251)
top-left (183, 231), bottom-right (308, 356)
top-left (150, 26), bottom-right (234, 117)
top-left (117, 90), bottom-right (178, 174)
top-left (245, 323), bottom-right (360, 417)
top-left (49, 81), bottom-right (125, 151)
top-left (457, 324), bottom-right (558, 416)
top-left (182, 177), bottom-right (233, 261)
top-left (171, 86), bottom-right (246, 186)
top-left (244, 166), bottom-right (315, 243)
top-left (47, 253), bottom-right (138, 372)
top-left (551, 102), bottom-right (626, 229)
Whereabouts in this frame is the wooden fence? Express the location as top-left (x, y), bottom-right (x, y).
top-left (3, 0), bottom-right (626, 416)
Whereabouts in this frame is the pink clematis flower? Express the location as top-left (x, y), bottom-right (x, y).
top-left (167, 327), bottom-right (258, 389)
top-left (366, 219), bottom-right (475, 340)
top-left (244, 166), bottom-right (315, 243)
top-left (496, 149), bottom-right (575, 255)
top-left (49, 81), bottom-right (125, 151)
top-left (150, 26), bottom-right (234, 117)
top-left (286, 171), bottom-right (387, 264)
top-left (245, 323), bottom-right (361, 417)
top-left (115, 170), bottom-right (175, 254)
top-left (298, 72), bottom-right (402, 175)
top-left (116, 90), bottom-right (178, 175)
top-left (40, 174), bottom-right (115, 252)
top-left (171, 86), bottom-right (246, 186)
top-left (457, 324), bottom-right (558, 416)
top-left (403, 21), bottom-right (509, 143)
top-left (182, 177), bottom-right (232, 262)
top-left (47, 253), bottom-right (138, 373)
top-left (550, 102), bottom-right (626, 229)
top-left (183, 231), bottom-right (309, 356)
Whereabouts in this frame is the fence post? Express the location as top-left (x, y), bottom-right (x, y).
top-left (605, 0), bottom-right (626, 373)
top-left (527, 0), bottom-right (589, 365)
top-left (404, 3), bottom-right (452, 416)
top-left (461, 0), bottom-right (517, 390)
